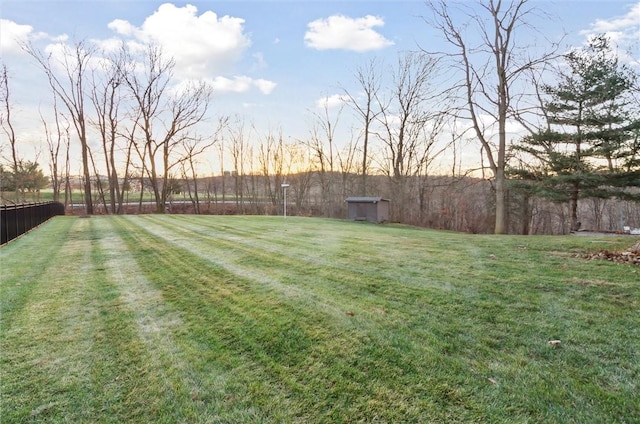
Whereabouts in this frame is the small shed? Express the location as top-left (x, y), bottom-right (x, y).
top-left (345, 197), bottom-right (390, 223)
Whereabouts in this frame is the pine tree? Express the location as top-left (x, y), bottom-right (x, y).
top-left (513, 35), bottom-right (640, 231)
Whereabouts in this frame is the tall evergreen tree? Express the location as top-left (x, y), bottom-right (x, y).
top-left (513, 35), bottom-right (640, 231)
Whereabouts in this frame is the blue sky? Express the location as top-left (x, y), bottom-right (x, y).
top-left (1, 0), bottom-right (639, 173)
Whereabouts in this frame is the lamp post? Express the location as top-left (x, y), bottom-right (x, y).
top-left (281, 183), bottom-right (290, 218)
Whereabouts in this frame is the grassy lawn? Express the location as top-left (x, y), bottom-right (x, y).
top-left (1, 215), bottom-right (638, 423)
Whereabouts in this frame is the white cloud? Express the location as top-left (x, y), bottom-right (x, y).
top-left (108, 3), bottom-right (251, 78)
top-left (0, 19), bottom-right (66, 55)
top-left (210, 75), bottom-right (252, 92)
top-left (3, 5), bottom-right (273, 97)
top-left (315, 93), bottom-right (349, 109)
top-left (305, 14), bottom-right (394, 52)
top-left (42, 41), bottom-right (107, 74)
top-left (580, 1), bottom-right (640, 65)
top-left (254, 78), bottom-right (277, 95)
top-left (107, 19), bottom-right (135, 36)
top-left (206, 75), bottom-right (276, 94)
top-left (92, 37), bottom-right (125, 53)
top-left (588, 2), bottom-right (640, 33)
top-left (0, 19), bottom-right (34, 53)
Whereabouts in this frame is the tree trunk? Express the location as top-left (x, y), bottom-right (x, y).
top-left (81, 136), bottom-right (93, 214)
top-left (570, 181), bottom-right (580, 232)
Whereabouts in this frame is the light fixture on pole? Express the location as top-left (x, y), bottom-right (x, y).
top-left (281, 183), bottom-right (290, 218)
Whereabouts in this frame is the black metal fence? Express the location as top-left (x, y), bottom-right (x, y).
top-left (1, 202), bottom-right (65, 245)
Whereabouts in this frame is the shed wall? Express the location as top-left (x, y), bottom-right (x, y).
top-left (346, 200), bottom-right (389, 223)
top-left (377, 201), bottom-right (389, 223)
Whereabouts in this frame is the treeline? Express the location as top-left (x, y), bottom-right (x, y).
top-left (68, 171), bottom-right (637, 235)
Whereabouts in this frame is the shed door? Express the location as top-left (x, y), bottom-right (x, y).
top-left (356, 203), bottom-right (368, 218)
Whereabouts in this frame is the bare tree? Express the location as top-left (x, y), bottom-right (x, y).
top-left (243, 142), bottom-right (260, 213)
top-left (126, 112), bottom-right (148, 214)
top-left (90, 50), bottom-right (131, 214)
top-left (285, 142), bottom-right (314, 213)
top-left (25, 40), bottom-right (96, 214)
top-left (258, 128), bottom-right (286, 208)
top-left (227, 116), bottom-right (249, 213)
top-left (39, 93), bottom-right (70, 202)
top-left (425, 0), bottom-right (559, 233)
top-left (0, 63), bottom-right (21, 200)
top-left (336, 131), bottom-right (360, 202)
top-left (182, 117), bottom-right (226, 214)
top-left (216, 138), bottom-right (226, 212)
top-left (124, 44), bottom-right (212, 213)
top-left (375, 52), bottom-right (443, 222)
top-left (342, 59), bottom-right (383, 195)
top-left (1, 65), bottom-right (51, 202)
top-left (0, 64), bottom-right (18, 181)
top-left (62, 126), bottom-right (72, 208)
top-left (306, 97), bottom-right (341, 217)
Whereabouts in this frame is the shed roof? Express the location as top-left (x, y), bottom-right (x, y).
top-left (345, 196), bottom-right (389, 203)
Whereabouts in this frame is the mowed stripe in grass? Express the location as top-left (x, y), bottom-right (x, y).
top-left (1, 217), bottom-right (156, 421)
top-left (116, 215), bottom-right (640, 421)
top-left (1, 215), bottom-right (638, 423)
top-left (1, 217), bottom-right (260, 422)
top-left (95, 219), bottom-right (249, 421)
top-left (115, 215), bottom-right (440, 421)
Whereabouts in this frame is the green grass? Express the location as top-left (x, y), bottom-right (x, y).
top-left (1, 215), bottom-right (638, 423)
